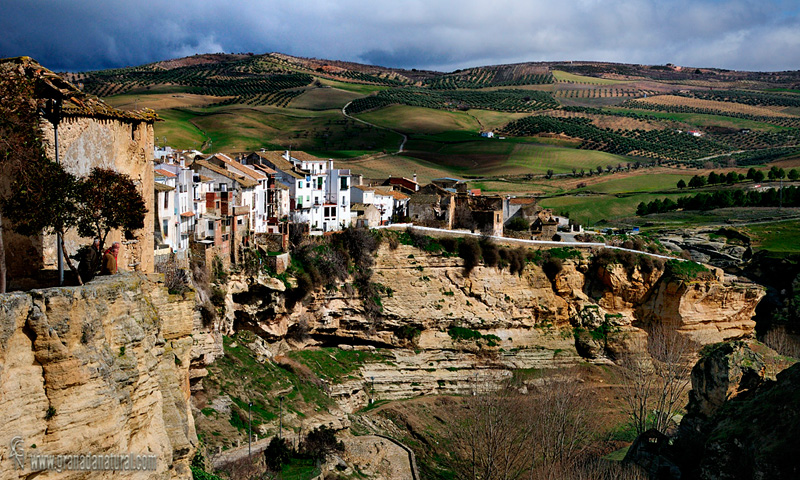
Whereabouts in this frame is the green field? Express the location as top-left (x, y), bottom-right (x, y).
top-left (317, 77), bottom-right (389, 95)
top-left (154, 104), bottom-right (402, 152)
top-left (334, 154), bottom-right (460, 184)
top-left (540, 192), bottom-right (687, 225)
top-left (289, 86), bottom-right (361, 110)
top-left (508, 143), bottom-right (631, 174)
top-left (742, 220), bottom-right (800, 254)
top-left (155, 108), bottom-right (209, 149)
top-left (552, 70), bottom-right (627, 85)
top-left (357, 105), bottom-right (481, 134)
top-left (465, 109), bottom-right (531, 131)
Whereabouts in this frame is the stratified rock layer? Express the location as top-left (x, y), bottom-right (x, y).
top-left (0, 273), bottom-right (197, 479)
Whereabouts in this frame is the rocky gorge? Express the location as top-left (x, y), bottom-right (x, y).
top-left (0, 236), bottom-right (772, 479)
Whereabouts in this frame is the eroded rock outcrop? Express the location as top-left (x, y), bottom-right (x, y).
top-left (672, 341), bottom-right (800, 480)
top-left (0, 273), bottom-right (198, 479)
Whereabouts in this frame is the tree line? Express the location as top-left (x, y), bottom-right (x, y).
top-left (679, 166), bottom-right (799, 189)
top-left (637, 185), bottom-right (800, 215)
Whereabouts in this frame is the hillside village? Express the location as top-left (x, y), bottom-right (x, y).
top-left (151, 146), bottom-right (571, 268)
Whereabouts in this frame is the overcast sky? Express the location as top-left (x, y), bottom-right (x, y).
top-left (2, 0), bottom-right (799, 73)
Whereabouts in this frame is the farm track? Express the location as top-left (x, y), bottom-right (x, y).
top-left (343, 100), bottom-right (407, 153)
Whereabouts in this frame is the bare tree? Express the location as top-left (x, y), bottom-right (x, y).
top-left (619, 324), bottom-right (696, 435)
top-left (530, 377), bottom-right (595, 477)
top-left (447, 386), bottom-right (534, 480)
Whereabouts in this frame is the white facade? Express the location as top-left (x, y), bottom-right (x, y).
top-left (351, 185), bottom-right (394, 224)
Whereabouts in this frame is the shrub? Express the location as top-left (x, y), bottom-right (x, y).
top-left (302, 425), bottom-right (344, 461)
top-left (506, 216), bottom-right (530, 231)
top-left (459, 238), bottom-right (482, 276)
top-left (212, 256), bottom-right (228, 283)
top-left (542, 257), bottom-right (564, 281)
top-left (481, 240), bottom-right (500, 267)
top-left (265, 437), bottom-right (293, 472)
top-left (439, 237), bottom-right (459, 254)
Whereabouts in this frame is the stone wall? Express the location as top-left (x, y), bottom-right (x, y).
top-left (6, 115), bottom-right (155, 286)
top-left (0, 273), bottom-right (197, 479)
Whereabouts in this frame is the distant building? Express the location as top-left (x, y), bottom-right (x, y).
top-left (480, 131), bottom-right (494, 138)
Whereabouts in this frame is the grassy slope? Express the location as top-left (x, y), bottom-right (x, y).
top-left (743, 220), bottom-right (800, 254)
top-left (154, 104), bottom-right (402, 152)
top-left (289, 86), bottom-right (362, 110)
top-left (508, 142), bottom-right (631, 174)
top-left (357, 105), bottom-right (481, 134)
top-left (540, 192), bottom-right (688, 225)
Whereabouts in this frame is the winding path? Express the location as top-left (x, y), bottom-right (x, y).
top-left (342, 101), bottom-right (408, 153)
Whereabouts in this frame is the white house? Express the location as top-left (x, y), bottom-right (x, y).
top-left (246, 150), bottom-right (351, 233)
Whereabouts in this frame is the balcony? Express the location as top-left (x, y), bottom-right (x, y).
top-left (232, 205), bottom-right (250, 216)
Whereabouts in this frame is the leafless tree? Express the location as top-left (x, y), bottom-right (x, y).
top-left (446, 376), bottom-right (597, 480)
top-left (619, 324), bottom-right (696, 435)
top-left (447, 386), bottom-right (534, 480)
top-left (529, 377), bottom-right (595, 478)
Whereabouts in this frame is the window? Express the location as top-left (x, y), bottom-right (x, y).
top-left (162, 220), bottom-right (169, 236)
top-left (208, 220), bottom-right (214, 230)
top-left (298, 180), bottom-right (303, 188)
top-left (341, 177), bottom-right (348, 190)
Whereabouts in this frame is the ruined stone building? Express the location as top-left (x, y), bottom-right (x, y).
top-left (1, 57), bottom-right (157, 288)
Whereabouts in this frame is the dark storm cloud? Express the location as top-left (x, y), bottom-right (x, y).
top-left (1, 0), bottom-right (798, 72)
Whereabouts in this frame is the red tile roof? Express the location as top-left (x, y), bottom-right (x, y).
top-left (154, 168), bottom-right (177, 178)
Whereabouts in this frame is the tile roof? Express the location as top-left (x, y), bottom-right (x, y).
top-left (193, 159), bottom-right (258, 188)
top-left (509, 197), bottom-right (538, 205)
top-left (207, 153), bottom-right (267, 180)
top-left (250, 151), bottom-right (304, 179)
top-left (180, 211), bottom-right (195, 218)
top-left (387, 190), bottom-right (409, 200)
top-left (251, 164), bottom-right (277, 175)
top-left (288, 151), bottom-right (327, 163)
top-left (154, 182), bottom-right (174, 192)
top-left (154, 168), bottom-right (177, 178)
top-left (0, 56), bottom-right (158, 123)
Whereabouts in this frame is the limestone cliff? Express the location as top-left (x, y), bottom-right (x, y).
top-left (230, 244), bottom-right (764, 357)
top-left (0, 273), bottom-right (197, 479)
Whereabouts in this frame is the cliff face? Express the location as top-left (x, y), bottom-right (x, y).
top-left (231, 245), bottom-right (764, 357)
top-left (670, 341), bottom-right (800, 480)
top-left (0, 273), bottom-right (197, 479)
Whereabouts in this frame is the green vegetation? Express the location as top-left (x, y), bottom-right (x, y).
top-left (447, 327), bottom-right (501, 346)
top-left (346, 88), bottom-right (558, 115)
top-left (664, 259), bottom-right (712, 280)
top-left (541, 192), bottom-right (687, 225)
top-left (503, 115), bottom-right (730, 161)
top-left (287, 347), bottom-right (387, 383)
top-left (743, 220), bottom-right (800, 254)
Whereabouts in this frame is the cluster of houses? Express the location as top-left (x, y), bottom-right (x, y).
top-left (152, 147), bottom-right (421, 265)
top-left (152, 145), bottom-right (577, 267)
